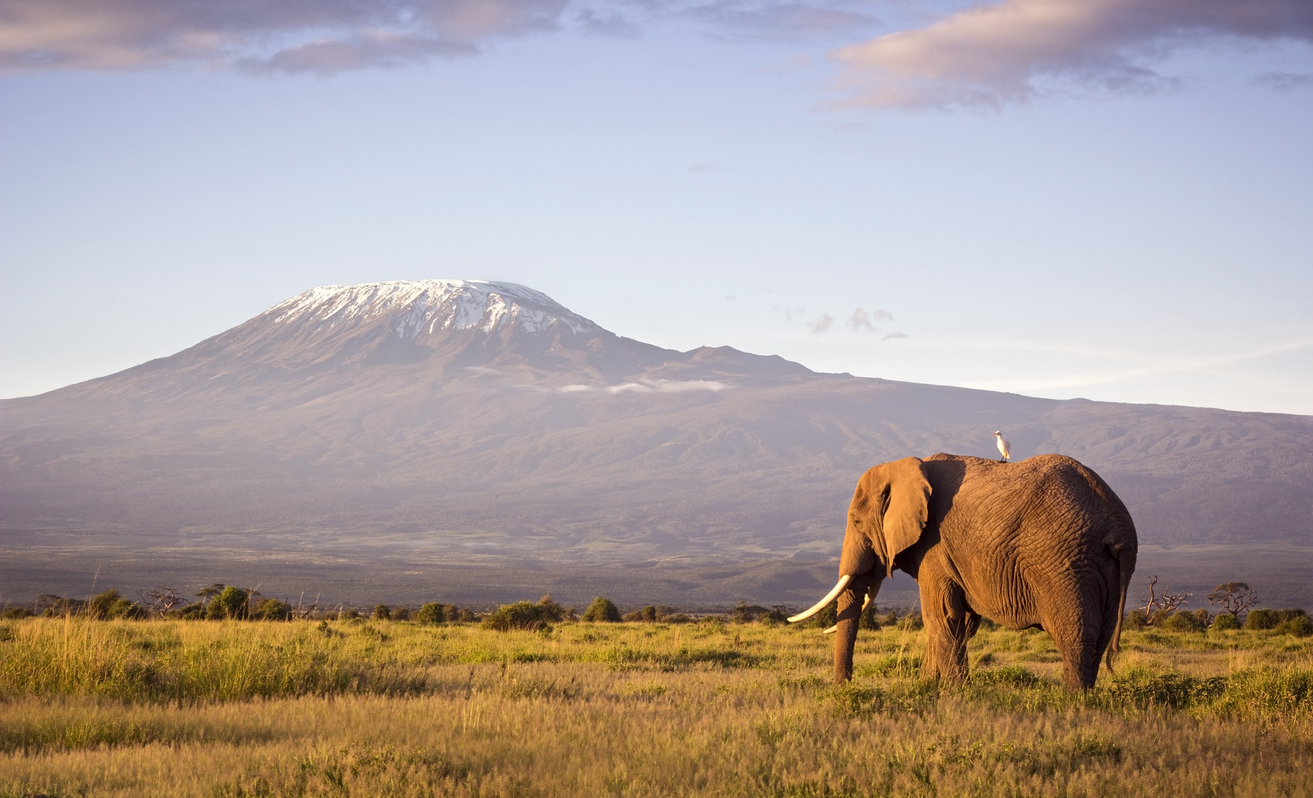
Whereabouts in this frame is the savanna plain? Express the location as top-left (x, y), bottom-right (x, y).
top-left (2, 614), bottom-right (1311, 797)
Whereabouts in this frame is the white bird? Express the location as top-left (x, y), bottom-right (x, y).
top-left (994, 430), bottom-right (1011, 462)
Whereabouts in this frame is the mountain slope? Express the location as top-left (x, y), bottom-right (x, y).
top-left (2, 280), bottom-right (1311, 605)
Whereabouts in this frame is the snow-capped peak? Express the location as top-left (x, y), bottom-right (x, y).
top-left (266, 280), bottom-right (601, 340)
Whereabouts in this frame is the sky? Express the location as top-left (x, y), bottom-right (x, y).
top-left (2, 0), bottom-right (1312, 414)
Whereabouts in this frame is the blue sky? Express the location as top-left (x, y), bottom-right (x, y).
top-left (3, 0), bottom-right (1312, 414)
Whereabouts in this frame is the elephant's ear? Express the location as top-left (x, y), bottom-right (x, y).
top-left (877, 457), bottom-right (931, 577)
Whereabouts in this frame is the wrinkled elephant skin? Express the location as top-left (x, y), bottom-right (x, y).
top-left (815, 453), bottom-right (1137, 691)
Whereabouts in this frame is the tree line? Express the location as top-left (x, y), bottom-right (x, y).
top-left (4, 578), bottom-right (1309, 638)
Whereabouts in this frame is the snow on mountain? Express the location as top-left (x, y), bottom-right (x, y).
top-left (266, 280), bottom-right (602, 340)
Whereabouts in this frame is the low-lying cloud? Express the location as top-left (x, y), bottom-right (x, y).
top-left (0, 0), bottom-right (567, 73)
top-left (832, 0), bottom-right (1313, 109)
top-left (557, 379), bottom-right (729, 394)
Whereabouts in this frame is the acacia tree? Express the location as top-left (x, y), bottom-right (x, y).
top-left (139, 586), bottom-right (185, 618)
top-left (196, 583), bottom-right (226, 609)
top-left (1207, 582), bottom-right (1260, 619)
top-left (1140, 575), bottom-right (1192, 624)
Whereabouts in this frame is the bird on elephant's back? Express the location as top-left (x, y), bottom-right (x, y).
top-left (790, 453), bottom-right (1137, 690)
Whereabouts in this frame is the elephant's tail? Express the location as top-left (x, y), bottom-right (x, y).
top-left (1104, 537), bottom-right (1136, 675)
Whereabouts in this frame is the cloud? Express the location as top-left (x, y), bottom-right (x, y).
top-left (672, 1), bottom-right (882, 43)
top-left (848, 307), bottom-right (892, 332)
top-left (1255, 71), bottom-right (1313, 90)
top-left (831, 0), bottom-right (1313, 109)
top-left (576, 8), bottom-right (642, 38)
top-left (807, 307), bottom-right (893, 334)
top-left (882, 331), bottom-right (907, 340)
top-left (809, 313), bottom-right (836, 334)
top-left (0, 0), bottom-right (568, 73)
top-left (556, 379), bottom-right (729, 394)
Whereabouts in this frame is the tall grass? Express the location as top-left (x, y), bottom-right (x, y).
top-left (1, 618), bottom-right (1311, 796)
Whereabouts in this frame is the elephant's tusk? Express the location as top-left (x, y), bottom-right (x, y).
top-left (787, 574), bottom-right (852, 623)
top-left (821, 594), bottom-right (871, 634)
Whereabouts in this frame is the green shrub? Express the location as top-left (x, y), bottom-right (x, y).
top-left (482, 601), bottom-right (551, 632)
top-left (85, 589), bottom-right (144, 620)
top-left (252, 598), bottom-right (292, 621)
top-left (897, 612), bottom-right (924, 631)
top-left (624, 606), bottom-right (658, 623)
top-left (583, 597), bottom-right (622, 623)
top-left (206, 587), bottom-right (249, 620)
top-left (537, 595), bottom-right (564, 623)
top-left (1245, 609), bottom-right (1280, 630)
top-left (859, 602), bottom-right (880, 630)
top-left (372, 604), bottom-right (391, 621)
top-left (2, 606), bottom-right (32, 619)
top-left (391, 606), bottom-right (410, 621)
top-left (1122, 610), bottom-right (1146, 629)
top-left (1163, 611), bottom-right (1203, 632)
top-left (1275, 611), bottom-right (1313, 638)
top-left (804, 602), bottom-right (838, 630)
top-left (415, 603), bottom-right (445, 625)
top-left (1210, 612), bottom-right (1240, 631)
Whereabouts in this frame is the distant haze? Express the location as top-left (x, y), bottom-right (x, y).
top-left (2, 281), bottom-right (1310, 609)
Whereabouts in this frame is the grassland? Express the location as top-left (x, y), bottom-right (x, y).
top-left (1, 616), bottom-right (1311, 797)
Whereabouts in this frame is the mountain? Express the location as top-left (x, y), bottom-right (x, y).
top-left (3, 280), bottom-right (1311, 608)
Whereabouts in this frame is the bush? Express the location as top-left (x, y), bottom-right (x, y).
top-left (1210, 612), bottom-right (1240, 631)
top-left (860, 602), bottom-right (881, 630)
top-left (537, 595), bottom-right (564, 623)
top-left (391, 606), bottom-right (410, 621)
top-left (415, 603), bottom-right (445, 625)
top-left (482, 601), bottom-right (551, 632)
top-left (624, 606), bottom-right (658, 623)
top-left (251, 598), bottom-right (291, 621)
top-left (1245, 609), bottom-right (1280, 630)
top-left (897, 612), bottom-right (924, 631)
top-left (206, 587), bottom-right (249, 620)
top-left (583, 597), bottom-right (622, 623)
top-left (1275, 609), bottom-right (1313, 637)
top-left (804, 602), bottom-right (838, 630)
top-left (372, 604), bottom-right (391, 621)
top-left (2, 606), bottom-right (32, 619)
top-left (1123, 609), bottom-right (1147, 629)
top-left (730, 602), bottom-right (771, 623)
top-left (1163, 611), bottom-right (1204, 632)
top-left (87, 589), bottom-right (143, 620)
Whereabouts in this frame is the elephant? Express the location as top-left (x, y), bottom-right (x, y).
top-left (789, 453), bottom-right (1137, 690)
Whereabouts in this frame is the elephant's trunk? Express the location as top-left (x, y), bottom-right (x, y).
top-left (834, 573), bottom-right (881, 683)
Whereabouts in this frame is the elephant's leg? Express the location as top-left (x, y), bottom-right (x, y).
top-left (918, 567), bottom-right (972, 682)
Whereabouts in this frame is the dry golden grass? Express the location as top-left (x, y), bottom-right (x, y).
top-left (1, 617), bottom-right (1311, 797)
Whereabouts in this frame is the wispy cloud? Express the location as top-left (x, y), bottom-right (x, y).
top-left (832, 0), bottom-right (1313, 109)
top-left (806, 307), bottom-right (898, 336)
top-left (671, 0), bottom-right (882, 43)
top-left (555, 378), bottom-right (729, 394)
top-left (1255, 71), bottom-right (1313, 90)
top-left (576, 8), bottom-right (643, 39)
top-left (0, 0), bottom-right (568, 73)
top-left (809, 313), bottom-right (836, 334)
